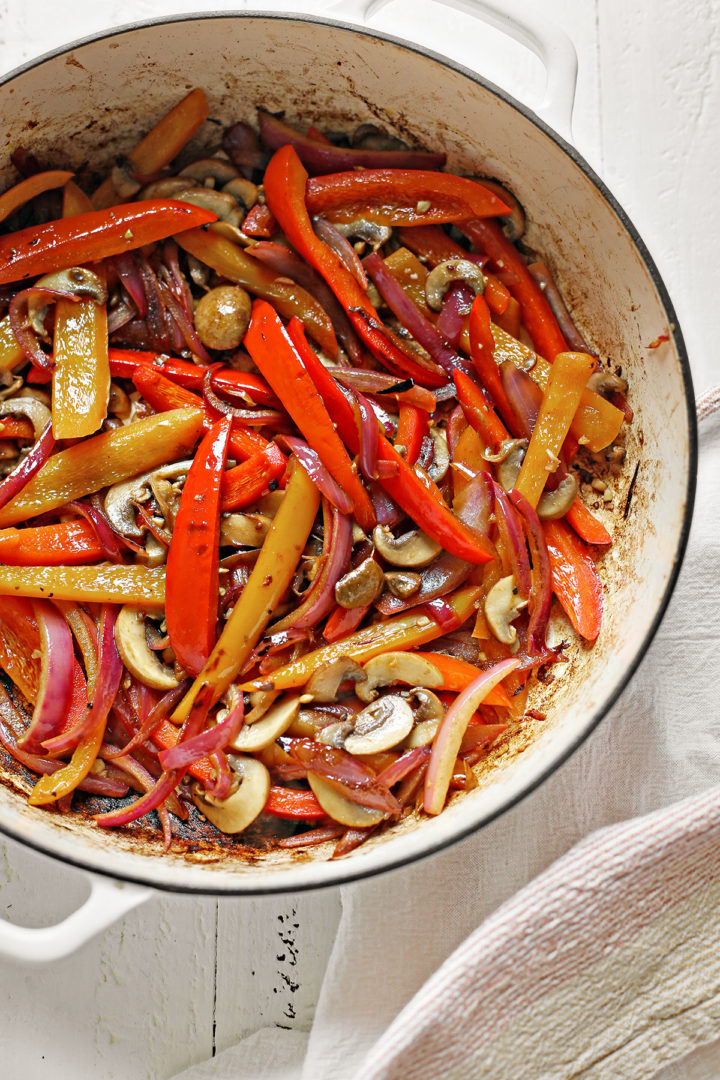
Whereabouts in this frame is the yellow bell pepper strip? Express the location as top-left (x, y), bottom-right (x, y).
top-left (29, 717), bottom-right (106, 806)
top-left (0, 520), bottom-right (103, 565)
top-left (0, 169), bottom-right (74, 225)
top-left (174, 228), bottom-right (338, 358)
top-left (171, 462), bottom-right (320, 724)
top-left (544, 519), bottom-right (603, 641)
top-left (304, 169), bottom-right (510, 225)
top-left (289, 318), bottom-right (493, 563)
top-left (62, 179), bottom-right (93, 217)
top-left (0, 595), bottom-right (43, 703)
top-left (262, 145), bottom-right (446, 388)
top-left (0, 315), bottom-right (25, 374)
top-left (166, 417), bottom-right (231, 678)
top-left (514, 351), bottom-right (596, 508)
top-left (244, 299), bottom-right (376, 533)
top-left (0, 407), bottom-right (203, 527)
top-left (93, 88), bottom-right (209, 208)
top-left (424, 657), bottom-right (519, 815)
top-left (241, 584), bottom-right (482, 692)
top-left (0, 565), bottom-right (165, 606)
top-left (0, 200), bottom-right (217, 287)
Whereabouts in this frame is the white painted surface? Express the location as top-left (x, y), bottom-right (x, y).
top-left (0, 0), bottom-right (716, 1077)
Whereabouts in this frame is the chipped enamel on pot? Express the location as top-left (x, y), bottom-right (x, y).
top-left (0, 13), bottom-right (695, 896)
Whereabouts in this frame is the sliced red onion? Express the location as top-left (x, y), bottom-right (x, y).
top-left (446, 404), bottom-right (467, 457)
top-left (222, 121), bottom-right (268, 175)
top-left (419, 596), bottom-right (460, 632)
top-left (0, 418), bottom-right (54, 512)
top-left (313, 217), bottom-right (368, 288)
top-left (436, 282), bottom-right (474, 347)
top-left (103, 746), bottom-right (186, 819)
top-left (274, 501), bottom-right (352, 632)
top-left (333, 369), bottom-right (436, 412)
top-left (509, 489), bottom-right (552, 655)
top-left (202, 368), bottom-right (285, 426)
top-left (157, 277), bottom-right (212, 364)
top-left (258, 111), bottom-right (445, 175)
top-left (0, 716), bottom-right (130, 796)
top-left (500, 361), bottom-right (542, 440)
top-left (158, 693), bottom-right (244, 771)
top-left (354, 390), bottom-right (379, 482)
top-left (527, 261), bottom-right (593, 354)
top-left (284, 438), bottom-right (353, 513)
top-left (279, 824), bottom-right (345, 849)
top-left (107, 298), bottom-right (137, 335)
top-left (288, 739), bottom-right (400, 814)
top-left (332, 826), bottom-right (377, 858)
top-left (106, 679), bottom-right (191, 759)
top-left (136, 255), bottom-right (171, 353)
top-left (113, 251), bottom-right (147, 317)
top-left (363, 252), bottom-right (474, 378)
top-left (89, 492), bottom-right (145, 555)
top-left (17, 601), bottom-right (74, 753)
top-left (377, 747), bottom-right (432, 789)
top-left (492, 481), bottom-right (532, 598)
top-left (66, 500), bottom-right (124, 563)
top-left (369, 481), bottom-right (403, 527)
top-left (204, 750), bottom-right (233, 799)
top-left (453, 471), bottom-right (494, 540)
top-left (43, 605), bottom-right (122, 754)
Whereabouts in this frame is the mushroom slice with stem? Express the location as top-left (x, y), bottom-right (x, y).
top-left (245, 689), bottom-right (280, 724)
top-left (307, 773), bottom-right (384, 828)
top-left (344, 694), bottom-right (415, 755)
top-left (334, 557), bottom-right (384, 609)
top-left (172, 187), bottom-right (244, 227)
top-left (0, 397), bottom-right (52, 440)
top-left (384, 571), bottom-right (422, 599)
top-left (303, 656), bottom-right (367, 703)
top-left (537, 472), bottom-right (579, 520)
top-left (372, 525), bottom-right (441, 568)
top-left (427, 427), bottom-right (450, 483)
top-left (105, 460), bottom-right (192, 539)
top-left (114, 606), bottom-right (180, 690)
top-left (356, 651), bottom-right (443, 704)
top-left (139, 177), bottom-right (200, 199)
top-left (587, 370), bottom-right (628, 398)
top-left (425, 258), bottom-right (487, 312)
top-left (222, 177), bottom-right (259, 210)
top-left (193, 756), bottom-right (270, 834)
top-left (484, 575), bottom-right (527, 646)
top-left (496, 440), bottom-right (527, 491)
top-left (229, 695), bottom-right (300, 753)
top-left (403, 688), bottom-right (445, 748)
top-left (179, 158), bottom-right (241, 186)
top-left (220, 512), bottom-right (272, 548)
top-left (333, 218), bottom-right (392, 250)
top-left (316, 719), bottom-right (356, 749)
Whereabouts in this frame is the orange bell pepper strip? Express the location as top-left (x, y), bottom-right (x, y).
top-left (0, 520), bottom-right (103, 565)
top-left (289, 318), bottom-right (493, 564)
top-left (0, 407), bottom-right (203, 528)
top-left (0, 169), bottom-right (74, 225)
top-left (450, 425), bottom-right (486, 496)
top-left (565, 497), bottom-right (612, 546)
top-left (304, 169), bottom-right (510, 225)
top-left (174, 227), bottom-right (338, 358)
top-left (108, 347), bottom-right (278, 407)
top-left (468, 293), bottom-right (523, 439)
top-left (221, 451), bottom-right (287, 513)
top-left (171, 462), bottom-right (320, 724)
top-left (395, 403), bottom-right (428, 466)
top-left (395, 225), bottom-right (511, 315)
top-left (543, 519), bottom-right (603, 640)
top-left (0, 595), bottom-right (43, 702)
top-left (460, 218), bottom-right (568, 360)
top-left (150, 719), bottom-right (215, 786)
top-left (244, 299), bottom-right (376, 533)
top-left (418, 651), bottom-right (512, 706)
top-left (0, 417), bottom-right (34, 440)
top-left (0, 200), bottom-right (217, 286)
top-left (0, 564), bottom-right (165, 606)
top-left (453, 369), bottom-right (510, 456)
top-left (515, 352), bottom-right (596, 508)
top-left (264, 786), bottom-right (324, 820)
top-left (242, 585), bottom-right (482, 692)
top-left (262, 144), bottom-right (446, 388)
top-left (166, 417), bottom-right (231, 678)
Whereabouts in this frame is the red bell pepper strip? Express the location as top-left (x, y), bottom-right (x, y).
top-left (262, 145), bottom-right (447, 388)
top-left (459, 219), bottom-right (568, 360)
top-left (305, 169), bottom-right (510, 225)
top-left (166, 418), bottom-right (231, 677)
top-left (467, 292), bottom-right (523, 440)
top-left (241, 203), bottom-right (277, 238)
top-left (244, 299), bottom-right (377, 533)
top-left (289, 317), bottom-right (493, 564)
top-left (0, 519), bottom-right (103, 565)
top-left (418, 651), bottom-right (512, 706)
top-left (565, 497), bottom-right (612, 546)
top-left (395, 403), bottom-right (429, 466)
top-left (264, 785), bottom-right (324, 820)
top-left (543, 518), bottom-right (603, 641)
top-left (323, 601), bottom-right (370, 643)
top-left (221, 451), bottom-right (287, 513)
top-left (0, 200), bottom-right (217, 286)
top-left (396, 225), bottom-right (511, 315)
top-left (108, 347), bottom-right (278, 408)
top-left (0, 417), bottom-right (34, 441)
top-left (453, 369), bottom-right (510, 456)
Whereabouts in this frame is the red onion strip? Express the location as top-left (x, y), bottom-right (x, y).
top-left (288, 739), bottom-right (400, 814)
top-left (157, 277), bottom-right (212, 364)
top-left (273, 500), bottom-right (352, 633)
top-left (17, 601), bottom-right (74, 753)
top-left (354, 390), bottom-right (379, 482)
top-left (279, 824), bottom-right (345, 849)
top-left (0, 419), bottom-right (54, 512)
top-left (363, 252), bottom-right (474, 378)
top-left (436, 282), bottom-right (474, 347)
top-left (0, 716), bottom-right (129, 796)
top-left (113, 251), bottom-right (147, 317)
top-left (203, 368), bottom-right (286, 426)
top-left (376, 552), bottom-right (473, 615)
top-left (158, 694), bottom-right (244, 771)
top-left (419, 596), bottom-right (459, 632)
top-left (284, 437), bottom-right (353, 513)
top-left (332, 368), bottom-right (436, 412)
top-left (446, 403), bottom-right (467, 457)
top-left (509, 489), bottom-right (552, 655)
top-left (205, 750), bottom-right (233, 800)
top-left (493, 481), bottom-right (532, 598)
top-left (105, 680), bottom-right (191, 759)
top-left (66, 500), bottom-right (124, 563)
top-left (377, 746), bottom-right (431, 788)
top-left (313, 217), bottom-right (368, 288)
top-left (528, 261), bottom-right (594, 354)
top-left (8, 287), bottom-right (84, 369)
top-left (103, 746), bottom-right (187, 820)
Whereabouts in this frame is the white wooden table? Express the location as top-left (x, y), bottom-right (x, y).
top-left (0, 1), bottom-right (716, 1077)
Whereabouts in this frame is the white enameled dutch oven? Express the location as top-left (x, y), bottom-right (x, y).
top-left (0, 0), bottom-right (696, 962)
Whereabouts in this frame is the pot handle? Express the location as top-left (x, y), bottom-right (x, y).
top-left (327, 0), bottom-right (578, 139)
top-left (0, 871), bottom-right (151, 964)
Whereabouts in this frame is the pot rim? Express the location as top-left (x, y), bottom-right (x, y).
top-left (0, 10), bottom-right (698, 895)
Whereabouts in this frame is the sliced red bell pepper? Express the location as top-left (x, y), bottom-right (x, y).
top-left (460, 219), bottom-right (568, 360)
top-left (244, 299), bottom-right (376, 533)
top-left (264, 785), bottom-right (324, 820)
top-left (305, 169), bottom-right (510, 225)
top-left (467, 292), bottom-right (523, 440)
top-left (0, 417), bottom-right (34, 441)
top-left (543, 518), bottom-right (603, 641)
top-left (262, 144), bottom-right (446, 388)
top-left (166, 417), bottom-right (231, 677)
top-left (454, 369), bottom-right (510, 456)
top-left (395, 403), bottom-right (429, 466)
top-left (289, 317), bottom-right (493, 564)
top-left (108, 347), bottom-right (278, 407)
top-left (565, 497), bottom-right (612, 546)
top-left (241, 203), bottom-right (277, 238)
top-left (0, 200), bottom-right (217, 286)
top-left (323, 601), bottom-right (370, 643)
top-left (396, 224), bottom-right (511, 315)
top-left (0, 520), bottom-right (102, 565)
top-left (221, 448), bottom-right (286, 512)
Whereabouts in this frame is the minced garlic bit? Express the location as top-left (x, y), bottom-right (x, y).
top-left (591, 478), bottom-right (607, 492)
top-left (544, 449), bottom-right (561, 472)
top-left (415, 199), bottom-right (431, 213)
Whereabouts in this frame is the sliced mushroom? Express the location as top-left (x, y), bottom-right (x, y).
top-left (384, 570), bottom-right (422, 599)
top-left (403, 688), bottom-right (445, 748)
top-left (316, 719), bottom-right (356, 749)
top-left (303, 656), bottom-right (367, 703)
top-left (307, 773), bottom-right (384, 828)
top-left (484, 437), bottom-right (528, 466)
top-left (149, 476), bottom-right (181, 531)
top-left (425, 259), bottom-right (487, 312)
top-left (427, 427), bottom-right (450, 483)
top-left (111, 162), bottom-right (142, 199)
top-left (139, 177), bottom-right (200, 199)
top-left (108, 382), bottom-right (132, 421)
top-left (356, 651), bottom-right (443, 704)
top-left (0, 375), bottom-right (23, 401)
top-left (105, 460), bottom-right (192, 538)
top-left (229, 695), bottom-right (300, 752)
top-left (179, 158), bottom-right (240, 185)
top-left (114, 606), bottom-right (179, 690)
top-left (496, 440), bottom-right (528, 492)
top-left (0, 397), bottom-right (52, 439)
top-left (222, 177), bottom-right (259, 210)
top-left (36, 266), bottom-right (108, 304)
top-left (372, 525), bottom-right (442, 568)
top-left (587, 370), bottom-right (628, 397)
top-left (193, 756), bottom-right (270, 834)
top-left (194, 284), bottom-right (252, 351)
top-left (140, 533), bottom-right (167, 569)
top-left (537, 472), bottom-right (579, 520)
top-left (246, 689), bottom-right (280, 724)
top-left (254, 490), bottom-right (285, 517)
top-left (334, 218), bottom-right (393, 250)
top-left (344, 694), bottom-right (415, 754)
top-left (220, 512), bottom-right (272, 548)
top-left (334, 557), bottom-right (384, 609)
top-left (485, 575), bottom-right (527, 645)
top-left (173, 187), bottom-right (245, 227)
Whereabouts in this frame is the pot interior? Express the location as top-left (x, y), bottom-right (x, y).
top-left (0, 14), bottom-right (695, 893)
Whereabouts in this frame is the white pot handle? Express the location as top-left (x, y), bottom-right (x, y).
top-left (0, 871), bottom-right (151, 964)
top-left (325, 0), bottom-right (578, 139)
